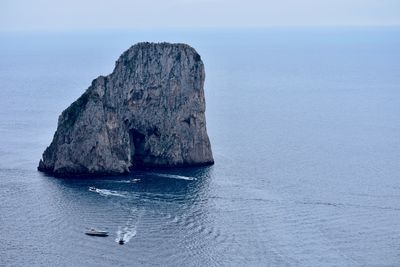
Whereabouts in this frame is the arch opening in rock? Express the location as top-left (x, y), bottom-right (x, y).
top-left (129, 129), bottom-right (146, 167)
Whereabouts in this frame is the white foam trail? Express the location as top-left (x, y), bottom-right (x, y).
top-left (123, 227), bottom-right (137, 242)
top-left (113, 178), bottom-right (141, 183)
top-left (149, 172), bottom-right (197, 181)
top-left (116, 208), bottom-right (141, 244)
top-left (89, 188), bottom-right (126, 197)
top-left (116, 228), bottom-right (123, 240)
top-left (116, 226), bottom-right (137, 243)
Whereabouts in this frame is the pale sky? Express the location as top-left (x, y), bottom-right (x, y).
top-left (1, 0), bottom-right (399, 31)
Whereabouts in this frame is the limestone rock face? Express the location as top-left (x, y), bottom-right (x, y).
top-left (38, 42), bottom-right (214, 176)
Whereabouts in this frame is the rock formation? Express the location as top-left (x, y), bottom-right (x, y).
top-left (38, 42), bottom-right (214, 176)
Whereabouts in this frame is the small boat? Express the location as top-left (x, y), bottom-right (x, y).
top-left (85, 228), bottom-right (109, 237)
top-left (89, 186), bottom-right (97, 192)
top-left (119, 238), bottom-right (125, 245)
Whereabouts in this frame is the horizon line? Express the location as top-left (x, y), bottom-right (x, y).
top-left (1, 25), bottom-right (400, 34)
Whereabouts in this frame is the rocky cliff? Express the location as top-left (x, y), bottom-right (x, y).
top-left (38, 42), bottom-right (214, 176)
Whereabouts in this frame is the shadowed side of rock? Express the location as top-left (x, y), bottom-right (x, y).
top-left (38, 42), bottom-right (214, 176)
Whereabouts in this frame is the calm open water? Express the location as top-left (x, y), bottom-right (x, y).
top-left (0, 28), bottom-right (399, 266)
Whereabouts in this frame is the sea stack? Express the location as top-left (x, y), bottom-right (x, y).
top-left (38, 42), bottom-right (214, 176)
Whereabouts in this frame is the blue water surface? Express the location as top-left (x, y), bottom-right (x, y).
top-left (0, 28), bottom-right (399, 266)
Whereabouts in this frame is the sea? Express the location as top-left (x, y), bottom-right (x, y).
top-left (0, 28), bottom-right (399, 266)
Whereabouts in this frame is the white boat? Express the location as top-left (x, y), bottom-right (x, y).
top-left (85, 228), bottom-right (109, 237)
top-left (89, 186), bottom-right (97, 192)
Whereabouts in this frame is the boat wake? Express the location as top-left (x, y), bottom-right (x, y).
top-left (113, 178), bottom-right (141, 184)
top-left (89, 188), bottom-right (126, 198)
top-left (115, 208), bottom-right (142, 244)
top-left (149, 172), bottom-right (197, 181)
top-left (116, 226), bottom-right (137, 244)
